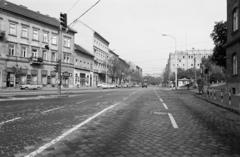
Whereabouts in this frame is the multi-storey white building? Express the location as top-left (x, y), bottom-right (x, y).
top-left (168, 49), bottom-right (212, 73)
top-left (93, 32), bottom-right (109, 86)
top-left (0, 0), bottom-right (76, 88)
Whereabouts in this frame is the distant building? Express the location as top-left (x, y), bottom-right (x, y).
top-left (167, 49), bottom-right (212, 74)
top-left (226, 0), bottom-right (240, 94)
top-left (74, 44), bottom-right (94, 87)
top-left (93, 32), bottom-right (110, 86)
top-left (0, 0), bottom-right (76, 88)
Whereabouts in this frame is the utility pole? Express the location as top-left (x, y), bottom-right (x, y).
top-left (58, 13), bottom-right (67, 95)
top-left (58, 28), bottom-right (62, 95)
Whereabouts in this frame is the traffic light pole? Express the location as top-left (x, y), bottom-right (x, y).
top-left (58, 27), bottom-right (63, 95)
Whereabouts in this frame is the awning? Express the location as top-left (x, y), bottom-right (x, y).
top-left (31, 69), bottom-right (38, 76)
top-left (50, 71), bottom-right (56, 77)
top-left (41, 70), bottom-right (48, 76)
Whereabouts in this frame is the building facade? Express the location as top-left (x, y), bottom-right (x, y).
top-left (168, 49), bottom-right (212, 74)
top-left (74, 44), bottom-right (94, 87)
top-left (0, 0), bottom-right (76, 88)
top-left (93, 32), bottom-right (109, 86)
top-left (226, 0), bottom-right (240, 94)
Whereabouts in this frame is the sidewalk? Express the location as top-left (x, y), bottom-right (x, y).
top-left (0, 86), bottom-right (98, 93)
top-left (0, 86), bottom-right (99, 101)
top-left (191, 88), bottom-right (240, 115)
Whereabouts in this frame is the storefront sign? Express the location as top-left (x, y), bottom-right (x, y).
top-left (62, 72), bottom-right (70, 77)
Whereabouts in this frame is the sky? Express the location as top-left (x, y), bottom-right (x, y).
top-left (7, 0), bottom-right (226, 75)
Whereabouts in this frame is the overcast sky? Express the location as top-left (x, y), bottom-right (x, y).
top-left (8, 0), bottom-right (226, 75)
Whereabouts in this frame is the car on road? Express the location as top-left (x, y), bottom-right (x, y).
top-left (142, 82), bottom-right (148, 88)
top-left (20, 84), bottom-right (43, 90)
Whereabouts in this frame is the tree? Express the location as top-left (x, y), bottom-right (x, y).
top-left (108, 56), bottom-right (120, 83)
top-left (210, 21), bottom-right (227, 68)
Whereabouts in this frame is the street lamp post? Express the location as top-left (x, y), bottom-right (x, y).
top-left (162, 34), bottom-right (178, 89)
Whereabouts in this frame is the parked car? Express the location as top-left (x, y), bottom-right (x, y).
top-left (20, 84), bottom-right (43, 90)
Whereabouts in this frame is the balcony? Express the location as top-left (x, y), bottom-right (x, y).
top-left (29, 57), bottom-right (43, 65)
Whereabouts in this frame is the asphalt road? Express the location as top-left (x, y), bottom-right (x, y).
top-left (1, 87), bottom-right (240, 157)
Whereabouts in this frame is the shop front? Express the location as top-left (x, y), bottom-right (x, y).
top-left (62, 71), bottom-right (70, 88)
top-left (41, 70), bottom-right (48, 86)
top-left (31, 69), bottom-right (38, 85)
top-left (50, 71), bottom-right (57, 87)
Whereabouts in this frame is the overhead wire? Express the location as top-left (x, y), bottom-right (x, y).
top-left (67, 0), bottom-right (82, 13)
top-left (69, 0), bottom-right (101, 27)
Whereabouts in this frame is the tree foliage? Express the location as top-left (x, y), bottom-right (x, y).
top-left (210, 21), bottom-right (227, 68)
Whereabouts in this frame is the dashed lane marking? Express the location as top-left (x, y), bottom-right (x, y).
top-left (168, 113), bottom-right (179, 129)
top-left (76, 100), bottom-right (87, 105)
top-left (162, 103), bottom-right (169, 110)
top-left (0, 117), bottom-right (22, 125)
top-left (42, 107), bottom-right (64, 114)
top-left (154, 90), bottom-right (168, 110)
top-left (25, 102), bottom-right (120, 157)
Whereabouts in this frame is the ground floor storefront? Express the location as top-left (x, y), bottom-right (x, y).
top-left (0, 63), bottom-right (74, 88)
top-left (73, 69), bottom-right (93, 87)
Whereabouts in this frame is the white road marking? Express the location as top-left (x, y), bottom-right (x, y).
top-left (168, 113), bottom-right (179, 129)
top-left (0, 117), bottom-right (22, 125)
top-left (154, 90), bottom-right (168, 110)
top-left (42, 107), bottom-right (64, 114)
top-left (25, 102), bottom-right (120, 157)
top-left (162, 103), bottom-right (168, 110)
top-left (76, 100), bottom-right (87, 105)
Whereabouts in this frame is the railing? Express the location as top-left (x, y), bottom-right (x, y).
top-left (29, 57), bottom-right (43, 65)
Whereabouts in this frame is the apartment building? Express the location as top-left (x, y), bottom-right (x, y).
top-left (93, 32), bottom-right (109, 86)
top-left (0, 0), bottom-right (76, 88)
top-left (74, 44), bottom-right (94, 87)
top-left (168, 49), bottom-right (212, 74)
top-left (226, 0), bottom-right (240, 94)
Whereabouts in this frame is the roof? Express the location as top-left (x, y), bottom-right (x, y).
top-left (109, 49), bottom-right (119, 57)
top-left (94, 32), bottom-right (109, 45)
top-left (0, 0), bottom-right (77, 33)
top-left (75, 44), bottom-right (94, 58)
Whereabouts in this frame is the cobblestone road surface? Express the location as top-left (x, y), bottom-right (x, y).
top-left (1, 88), bottom-right (240, 157)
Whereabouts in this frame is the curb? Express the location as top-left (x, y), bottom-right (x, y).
top-left (193, 93), bottom-right (240, 115)
top-left (0, 94), bottom-right (70, 102)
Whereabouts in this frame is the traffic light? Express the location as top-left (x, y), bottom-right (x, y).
top-left (54, 63), bottom-right (59, 72)
top-left (60, 13), bottom-right (67, 31)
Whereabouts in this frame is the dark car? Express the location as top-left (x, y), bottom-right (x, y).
top-left (142, 82), bottom-right (148, 88)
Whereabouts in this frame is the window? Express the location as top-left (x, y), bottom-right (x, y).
top-left (21, 46), bottom-right (28, 58)
top-left (51, 34), bottom-right (57, 45)
top-left (233, 8), bottom-right (239, 32)
top-left (43, 31), bottom-right (49, 43)
top-left (63, 53), bottom-right (70, 63)
top-left (233, 53), bottom-right (238, 75)
top-left (51, 51), bottom-right (56, 62)
top-left (63, 37), bottom-right (71, 48)
top-left (21, 26), bottom-right (28, 38)
top-left (9, 22), bottom-right (17, 36)
top-left (8, 43), bottom-right (15, 56)
top-left (43, 50), bottom-right (48, 61)
top-left (31, 48), bottom-right (39, 58)
top-left (33, 29), bottom-right (39, 41)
